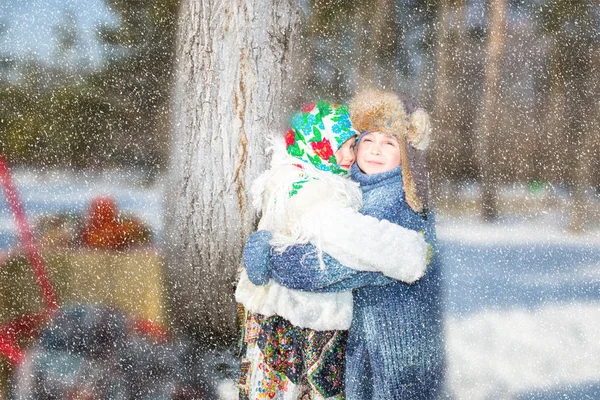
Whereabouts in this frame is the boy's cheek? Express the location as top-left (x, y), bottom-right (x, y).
top-left (355, 157), bottom-right (368, 173)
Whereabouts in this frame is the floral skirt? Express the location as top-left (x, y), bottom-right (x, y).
top-left (239, 311), bottom-right (347, 400)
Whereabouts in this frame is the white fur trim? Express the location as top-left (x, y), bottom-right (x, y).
top-left (235, 271), bottom-right (273, 314)
top-left (251, 151), bottom-right (362, 250)
top-left (407, 108), bottom-right (431, 151)
top-left (235, 271), bottom-right (354, 331)
top-left (299, 206), bottom-right (428, 283)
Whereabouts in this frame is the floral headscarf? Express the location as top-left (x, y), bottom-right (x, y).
top-left (285, 101), bottom-right (359, 176)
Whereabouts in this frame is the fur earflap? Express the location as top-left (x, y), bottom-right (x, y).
top-left (407, 108), bottom-right (431, 151)
top-left (349, 89), bottom-right (408, 139)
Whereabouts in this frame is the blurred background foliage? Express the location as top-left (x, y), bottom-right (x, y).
top-left (0, 0), bottom-right (599, 221)
top-left (0, 0), bottom-right (178, 174)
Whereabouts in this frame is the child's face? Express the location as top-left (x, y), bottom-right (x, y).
top-left (335, 136), bottom-right (356, 170)
top-left (356, 132), bottom-right (401, 174)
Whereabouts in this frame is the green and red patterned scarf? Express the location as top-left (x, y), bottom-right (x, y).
top-left (285, 101), bottom-right (359, 177)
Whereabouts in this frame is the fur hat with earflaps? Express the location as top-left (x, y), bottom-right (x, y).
top-left (350, 89), bottom-right (432, 213)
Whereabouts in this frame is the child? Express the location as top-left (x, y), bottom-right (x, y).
top-left (236, 101), bottom-right (430, 399)
top-left (244, 90), bottom-right (445, 399)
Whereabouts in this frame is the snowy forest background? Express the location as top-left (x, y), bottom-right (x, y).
top-left (1, 0), bottom-right (599, 225)
top-left (1, 0), bottom-right (600, 399)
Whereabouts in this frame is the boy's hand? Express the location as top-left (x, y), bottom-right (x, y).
top-left (426, 243), bottom-right (434, 265)
top-left (418, 231), bottom-right (434, 265)
top-left (243, 230), bottom-right (273, 286)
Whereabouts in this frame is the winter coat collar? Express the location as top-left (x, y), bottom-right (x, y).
top-left (350, 163), bottom-right (404, 194)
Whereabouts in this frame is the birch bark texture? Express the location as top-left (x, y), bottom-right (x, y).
top-left (164, 1), bottom-right (303, 345)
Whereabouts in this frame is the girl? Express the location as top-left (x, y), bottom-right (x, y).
top-left (244, 90), bottom-right (445, 399)
top-left (236, 101), bottom-right (429, 399)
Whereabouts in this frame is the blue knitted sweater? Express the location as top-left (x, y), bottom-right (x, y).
top-left (243, 163), bottom-right (446, 399)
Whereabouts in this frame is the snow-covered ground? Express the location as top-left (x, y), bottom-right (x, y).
top-left (438, 214), bottom-right (600, 399)
top-left (446, 302), bottom-right (600, 399)
top-left (2, 170), bottom-right (600, 399)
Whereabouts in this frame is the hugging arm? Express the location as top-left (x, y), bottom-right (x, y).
top-left (300, 206), bottom-right (428, 283)
top-left (243, 230), bottom-right (393, 292)
top-left (270, 243), bottom-right (394, 292)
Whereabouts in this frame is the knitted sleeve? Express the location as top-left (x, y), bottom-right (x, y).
top-left (298, 206), bottom-right (428, 283)
top-left (270, 243), bottom-right (394, 292)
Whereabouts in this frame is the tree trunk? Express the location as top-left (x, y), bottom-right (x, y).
top-left (164, 1), bottom-right (303, 346)
top-left (355, 0), bottom-right (397, 89)
top-left (536, 41), bottom-right (567, 184)
top-left (477, 0), bottom-right (506, 221)
top-left (431, 0), bottom-right (470, 196)
top-left (433, 1), bottom-right (451, 121)
top-left (566, 47), bottom-right (594, 233)
top-left (430, 0), bottom-right (453, 196)
top-left (540, 1), bottom-right (596, 232)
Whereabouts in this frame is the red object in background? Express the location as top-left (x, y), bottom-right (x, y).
top-left (81, 196), bottom-right (151, 249)
top-left (0, 157), bottom-right (162, 366)
top-left (0, 156), bottom-right (58, 310)
top-left (0, 312), bottom-right (52, 364)
top-left (132, 319), bottom-right (169, 343)
top-left (0, 155), bottom-right (58, 365)
top-left (81, 196), bottom-right (127, 249)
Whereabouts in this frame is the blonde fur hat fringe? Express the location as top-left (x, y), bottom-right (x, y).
top-left (349, 88), bottom-right (432, 213)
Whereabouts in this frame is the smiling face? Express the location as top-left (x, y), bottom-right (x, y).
top-left (334, 135), bottom-right (356, 170)
top-left (356, 131), bottom-right (401, 174)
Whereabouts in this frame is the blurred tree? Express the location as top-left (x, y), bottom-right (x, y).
top-left (0, 21), bottom-right (13, 85)
top-left (0, 86), bottom-right (38, 163)
top-left (536, 0), bottom-right (598, 231)
top-left (1, 1), bottom-right (179, 172)
top-left (476, 0), bottom-right (507, 221)
top-left (305, 0), bottom-right (358, 100)
top-left (304, 0), bottom-right (432, 100)
top-left (354, 0), bottom-right (400, 88)
top-left (433, 0), bottom-right (452, 135)
top-left (164, 0), bottom-right (303, 346)
top-left (53, 9), bottom-right (78, 59)
top-left (0, 57), bottom-right (114, 168)
top-left (430, 0), bottom-right (481, 190)
top-left (52, 9), bottom-right (94, 76)
top-left (0, 59), bottom-right (49, 164)
top-left (91, 0), bottom-right (179, 172)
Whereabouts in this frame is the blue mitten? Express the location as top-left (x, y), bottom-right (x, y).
top-left (243, 230), bottom-right (273, 286)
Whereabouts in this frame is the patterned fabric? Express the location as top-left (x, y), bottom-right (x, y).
top-left (284, 101), bottom-right (359, 197)
top-left (239, 312), bottom-right (346, 400)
